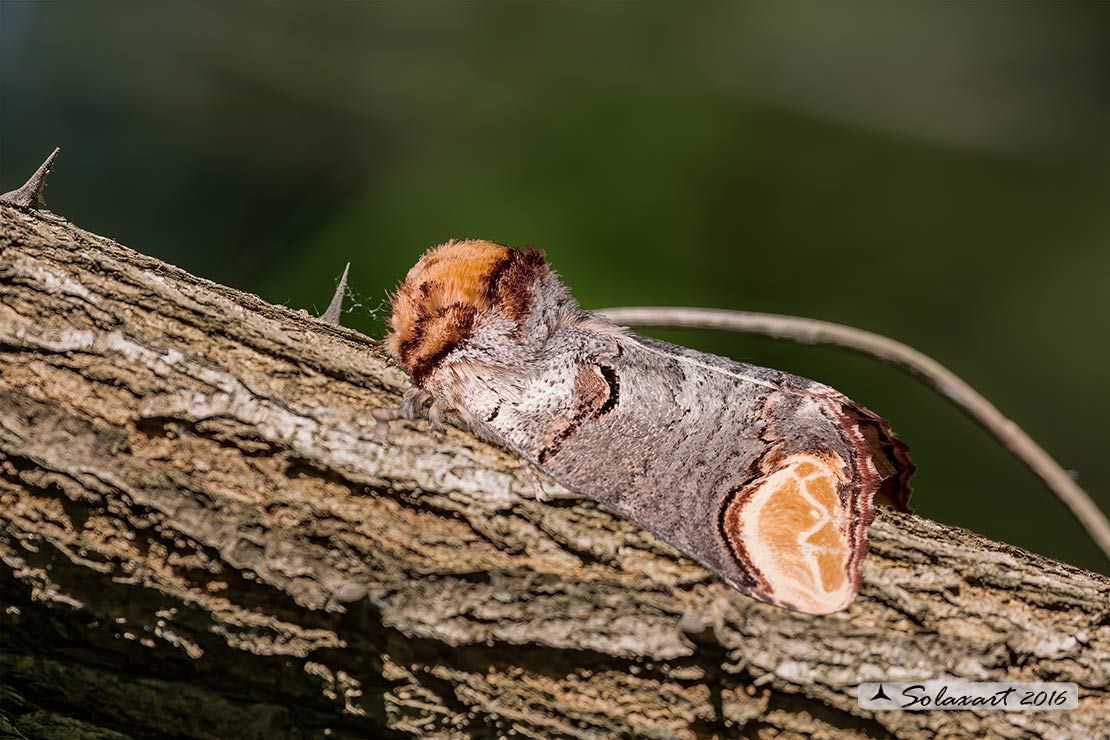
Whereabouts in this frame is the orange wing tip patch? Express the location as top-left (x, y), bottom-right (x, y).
top-left (722, 453), bottom-right (868, 615)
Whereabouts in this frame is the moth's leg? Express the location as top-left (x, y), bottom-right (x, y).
top-left (372, 386), bottom-right (432, 444)
top-left (371, 408), bottom-right (402, 445)
top-left (399, 387), bottom-right (432, 420)
top-left (518, 457), bottom-right (550, 502)
top-left (426, 400), bottom-right (447, 437)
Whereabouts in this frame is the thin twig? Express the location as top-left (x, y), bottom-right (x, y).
top-left (597, 306), bottom-right (1110, 562)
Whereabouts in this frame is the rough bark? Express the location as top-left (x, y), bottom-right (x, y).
top-left (0, 203), bottom-right (1106, 740)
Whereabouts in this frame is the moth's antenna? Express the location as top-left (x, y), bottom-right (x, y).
top-left (1, 147), bottom-right (60, 209)
top-left (598, 306), bottom-right (1110, 562)
top-left (320, 262), bottom-right (351, 326)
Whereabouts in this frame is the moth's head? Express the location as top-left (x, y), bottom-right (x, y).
top-left (385, 239), bottom-right (548, 384)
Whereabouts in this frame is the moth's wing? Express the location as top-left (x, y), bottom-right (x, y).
top-left (716, 371), bottom-right (915, 614)
top-left (529, 331), bottom-right (912, 615)
top-left (840, 397), bottom-right (915, 513)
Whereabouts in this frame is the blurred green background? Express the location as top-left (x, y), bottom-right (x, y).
top-left (2, 2), bottom-right (1107, 573)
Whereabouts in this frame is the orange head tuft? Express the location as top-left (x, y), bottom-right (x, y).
top-left (386, 239), bottom-right (546, 384)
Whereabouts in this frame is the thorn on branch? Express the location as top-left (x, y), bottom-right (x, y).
top-left (1, 147), bottom-right (61, 209)
top-left (320, 262), bottom-right (351, 326)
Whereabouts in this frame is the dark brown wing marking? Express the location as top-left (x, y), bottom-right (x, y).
top-left (538, 363), bottom-right (620, 463)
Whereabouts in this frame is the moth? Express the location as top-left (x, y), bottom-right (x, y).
top-left (373, 240), bottom-right (913, 614)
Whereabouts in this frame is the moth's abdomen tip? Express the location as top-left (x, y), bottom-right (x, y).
top-left (721, 452), bottom-right (869, 615)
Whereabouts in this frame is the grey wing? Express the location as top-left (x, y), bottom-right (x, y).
top-left (527, 331), bottom-right (910, 614)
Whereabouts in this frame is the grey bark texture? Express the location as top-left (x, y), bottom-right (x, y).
top-left (0, 203), bottom-right (1107, 740)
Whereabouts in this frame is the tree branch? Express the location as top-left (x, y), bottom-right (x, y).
top-left (1, 204), bottom-right (1107, 739)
